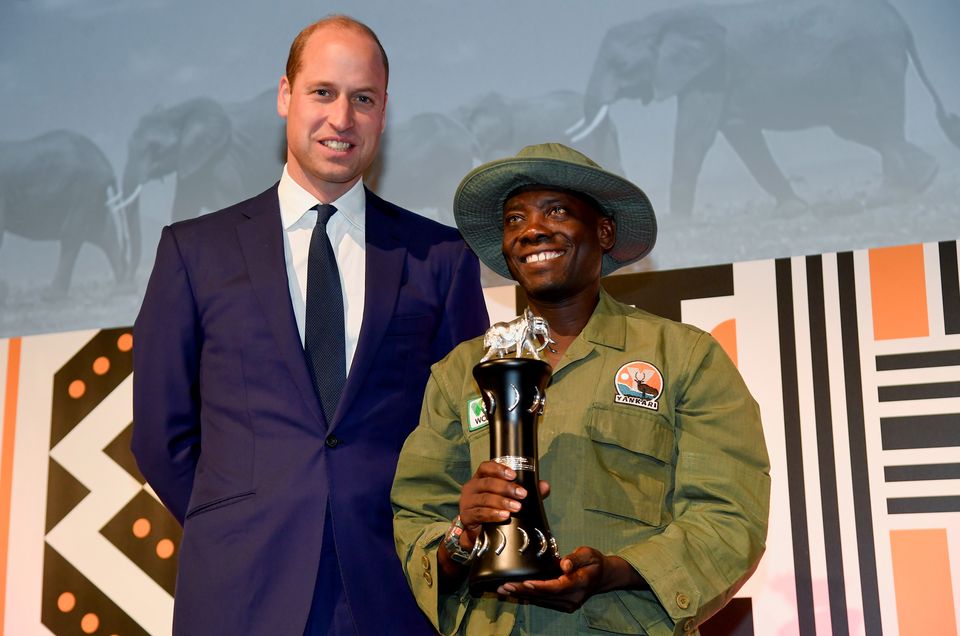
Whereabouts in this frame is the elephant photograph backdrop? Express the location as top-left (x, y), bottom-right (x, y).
top-left (1, 0), bottom-right (958, 338)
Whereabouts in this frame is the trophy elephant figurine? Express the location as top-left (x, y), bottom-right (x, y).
top-left (480, 308), bottom-right (556, 362)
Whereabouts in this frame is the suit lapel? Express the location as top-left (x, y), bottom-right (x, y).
top-left (236, 187), bottom-right (325, 429)
top-left (332, 190), bottom-right (408, 427)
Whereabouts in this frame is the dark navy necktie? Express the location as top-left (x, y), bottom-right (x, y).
top-left (304, 204), bottom-right (345, 424)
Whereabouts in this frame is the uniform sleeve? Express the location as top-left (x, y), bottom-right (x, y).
top-left (430, 242), bottom-right (489, 363)
top-left (391, 369), bottom-right (476, 635)
top-left (616, 333), bottom-right (770, 634)
top-left (131, 226), bottom-right (202, 524)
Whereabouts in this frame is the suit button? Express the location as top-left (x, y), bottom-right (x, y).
top-left (423, 570), bottom-right (433, 587)
top-left (325, 435), bottom-right (341, 448)
top-left (683, 618), bottom-right (696, 633)
top-left (676, 592), bottom-right (690, 609)
top-left (421, 555), bottom-right (431, 571)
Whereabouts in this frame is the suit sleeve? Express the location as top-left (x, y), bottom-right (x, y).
top-left (430, 242), bottom-right (489, 362)
top-left (131, 225), bottom-right (202, 524)
top-left (616, 333), bottom-right (770, 634)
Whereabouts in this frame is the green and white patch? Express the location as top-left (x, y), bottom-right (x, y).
top-left (466, 397), bottom-right (488, 432)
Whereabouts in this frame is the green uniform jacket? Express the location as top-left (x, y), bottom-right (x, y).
top-left (392, 290), bottom-right (770, 635)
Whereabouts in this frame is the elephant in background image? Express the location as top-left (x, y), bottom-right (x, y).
top-left (120, 88), bottom-right (285, 277)
top-left (457, 89), bottom-right (625, 175)
top-left (368, 90), bottom-right (626, 227)
top-left (366, 112), bottom-right (479, 225)
top-left (0, 130), bottom-right (132, 298)
top-left (569, 0), bottom-right (960, 217)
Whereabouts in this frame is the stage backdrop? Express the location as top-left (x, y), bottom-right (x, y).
top-left (1, 0), bottom-right (959, 337)
top-left (1, 239), bottom-right (957, 635)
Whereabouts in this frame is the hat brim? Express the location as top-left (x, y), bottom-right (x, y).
top-left (454, 156), bottom-right (656, 280)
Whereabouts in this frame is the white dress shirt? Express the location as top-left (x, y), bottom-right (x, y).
top-left (278, 166), bottom-right (366, 377)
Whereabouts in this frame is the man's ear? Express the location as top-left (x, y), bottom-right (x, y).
top-left (277, 76), bottom-right (291, 117)
top-left (598, 216), bottom-right (616, 251)
top-left (380, 91), bottom-right (388, 134)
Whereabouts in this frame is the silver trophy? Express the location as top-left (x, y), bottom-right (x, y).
top-left (470, 309), bottom-right (561, 592)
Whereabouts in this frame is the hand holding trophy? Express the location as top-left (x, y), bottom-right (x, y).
top-left (469, 308), bottom-right (562, 593)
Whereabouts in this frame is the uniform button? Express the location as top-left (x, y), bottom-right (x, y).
top-left (676, 592), bottom-right (690, 609)
top-left (423, 570), bottom-right (433, 587)
top-left (683, 618), bottom-right (696, 633)
top-left (325, 435), bottom-right (341, 448)
top-left (421, 555), bottom-right (431, 571)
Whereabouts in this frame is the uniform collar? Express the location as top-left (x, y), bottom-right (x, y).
top-left (552, 288), bottom-right (626, 373)
top-left (580, 287), bottom-right (627, 350)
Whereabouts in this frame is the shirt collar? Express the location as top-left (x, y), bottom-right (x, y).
top-left (549, 288), bottom-right (627, 374)
top-left (581, 287), bottom-right (627, 350)
top-left (278, 164), bottom-right (366, 230)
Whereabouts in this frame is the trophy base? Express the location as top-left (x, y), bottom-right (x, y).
top-left (468, 560), bottom-right (563, 595)
top-left (467, 517), bottom-right (562, 595)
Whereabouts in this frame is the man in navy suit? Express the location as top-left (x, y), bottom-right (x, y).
top-left (131, 15), bottom-right (488, 635)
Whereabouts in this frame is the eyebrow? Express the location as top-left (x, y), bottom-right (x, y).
top-left (303, 80), bottom-right (384, 95)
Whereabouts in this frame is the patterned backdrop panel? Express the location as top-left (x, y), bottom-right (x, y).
top-left (3, 330), bottom-right (179, 635)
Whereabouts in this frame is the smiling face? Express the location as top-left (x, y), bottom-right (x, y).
top-left (277, 24), bottom-right (387, 202)
top-left (501, 187), bottom-right (615, 303)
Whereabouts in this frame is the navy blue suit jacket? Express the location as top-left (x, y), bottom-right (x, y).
top-left (131, 185), bottom-right (488, 634)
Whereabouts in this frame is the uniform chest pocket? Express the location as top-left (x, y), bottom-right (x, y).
top-left (583, 406), bottom-right (675, 527)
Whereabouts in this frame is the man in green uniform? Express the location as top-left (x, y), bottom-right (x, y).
top-left (391, 143), bottom-right (770, 635)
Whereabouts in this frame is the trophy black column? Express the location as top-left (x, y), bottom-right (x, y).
top-left (469, 357), bottom-right (561, 593)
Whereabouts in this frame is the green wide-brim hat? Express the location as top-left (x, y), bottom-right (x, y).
top-left (453, 143), bottom-right (657, 280)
